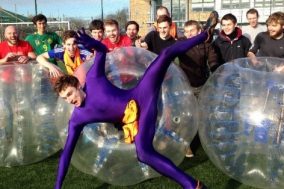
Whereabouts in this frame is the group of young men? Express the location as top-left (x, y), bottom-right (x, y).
top-left (0, 5), bottom-right (283, 189)
top-left (0, 7), bottom-right (283, 78)
top-left (1, 6), bottom-right (283, 84)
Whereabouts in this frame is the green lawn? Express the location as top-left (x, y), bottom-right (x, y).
top-left (0, 146), bottom-right (257, 189)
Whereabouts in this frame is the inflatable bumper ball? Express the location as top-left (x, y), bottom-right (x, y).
top-left (0, 62), bottom-right (61, 167)
top-left (199, 57), bottom-right (284, 189)
top-left (55, 47), bottom-right (199, 186)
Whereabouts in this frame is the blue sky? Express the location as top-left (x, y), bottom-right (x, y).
top-left (1, 0), bottom-right (129, 19)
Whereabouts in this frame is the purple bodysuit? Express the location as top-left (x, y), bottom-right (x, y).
top-left (55, 31), bottom-right (208, 189)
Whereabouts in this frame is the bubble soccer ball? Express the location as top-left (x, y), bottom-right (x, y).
top-left (0, 62), bottom-right (61, 167)
top-left (199, 57), bottom-right (284, 189)
top-left (55, 47), bottom-right (199, 186)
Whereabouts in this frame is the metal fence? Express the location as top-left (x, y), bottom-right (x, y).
top-left (0, 21), bottom-right (70, 41)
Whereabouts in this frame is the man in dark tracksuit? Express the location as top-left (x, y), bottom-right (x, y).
top-left (178, 20), bottom-right (218, 157)
top-left (213, 13), bottom-right (251, 65)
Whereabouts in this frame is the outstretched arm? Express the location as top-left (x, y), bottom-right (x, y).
top-left (76, 28), bottom-right (107, 79)
top-left (36, 52), bottom-right (63, 77)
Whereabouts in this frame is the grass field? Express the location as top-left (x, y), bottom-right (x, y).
top-left (0, 145), bottom-right (258, 189)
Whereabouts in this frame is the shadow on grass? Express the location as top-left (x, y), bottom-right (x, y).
top-left (224, 179), bottom-right (242, 189)
top-left (179, 144), bottom-right (209, 171)
top-left (96, 183), bottom-right (111, 189)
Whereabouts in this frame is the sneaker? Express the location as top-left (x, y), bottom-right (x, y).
top-left (203, 11), bottom-right (219, 42)
top-left (203, 11), bottom-right (219, 32)
top-left (185, 147), bottom-right (194, 158)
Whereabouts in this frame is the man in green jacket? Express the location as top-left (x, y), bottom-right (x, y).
top-left (25, 14), bottom-right (62, 56)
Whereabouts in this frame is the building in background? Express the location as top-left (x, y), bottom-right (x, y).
top-left (216, 0), bottom-right (284, 24)
top-left (129, 0), bottom-right (284, 36)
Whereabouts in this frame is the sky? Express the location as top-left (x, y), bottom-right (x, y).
top-left (0, 0), bottom-right (129, 19)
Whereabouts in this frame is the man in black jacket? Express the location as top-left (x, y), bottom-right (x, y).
top-left (139, 15), bottom-right (176, 55)
top-left (213, 13), bottom-right (251, 64)
top-left (179, 20), bottom-right (218, 92)
top-left (179, 19), bottom-right (219, 158)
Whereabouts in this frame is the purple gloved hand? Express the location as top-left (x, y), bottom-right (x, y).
top-left (76, 28), bottom-right (107, 52)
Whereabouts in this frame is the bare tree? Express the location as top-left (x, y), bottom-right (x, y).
top-left (105, 8), bottom-right (129, 33)
top-left (68, 18), bottom-right (89, 30)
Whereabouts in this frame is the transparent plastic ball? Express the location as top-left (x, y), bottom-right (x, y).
top-left (0, 62), bottom-right (61, 167)
top-left (56, 47), bottom-right (199, 186)
top-left (199, 57), bottom-right (284, 189)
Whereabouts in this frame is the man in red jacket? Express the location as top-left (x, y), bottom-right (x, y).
top-left (102, 19), bottom-right (132, 52)
top-left (0, 25), bottom-right (36, 64)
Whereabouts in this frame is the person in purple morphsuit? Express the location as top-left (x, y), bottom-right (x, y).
top-left (53, 12), bottom-right (218, 189)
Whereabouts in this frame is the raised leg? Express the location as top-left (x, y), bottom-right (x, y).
top-left (138, 32), bottom-right (208, 93)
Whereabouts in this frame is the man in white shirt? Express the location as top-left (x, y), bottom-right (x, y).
top-left (242, 8), bottom-right (266, 43)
